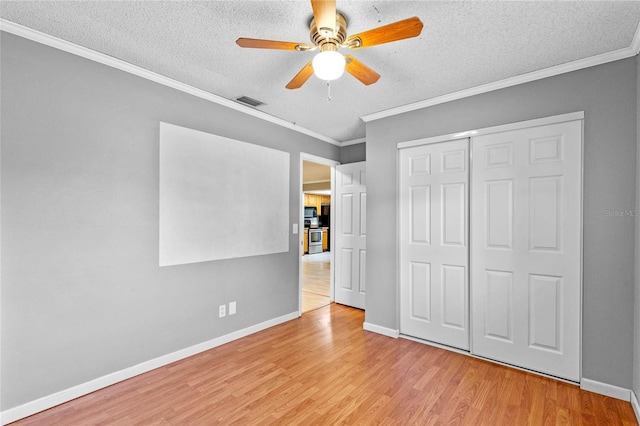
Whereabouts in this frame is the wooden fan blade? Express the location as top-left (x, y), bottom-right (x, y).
top-left (236, 38), bottom-right (312, 51)
top-left (311, 0), bottom-right (337, 38)
top-left (286, 61), bottom-right (314, 89)
top-left (344, 55), bottom-right (380, 86)
top-left (345, 16), bottom-right (423, 49)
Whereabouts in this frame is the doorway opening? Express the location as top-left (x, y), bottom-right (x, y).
top-left (302, 250), bottom-right (331, 312)
top-left (300, 156), bottom-right (336, 313)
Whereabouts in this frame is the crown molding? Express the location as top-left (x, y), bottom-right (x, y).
top-left (632, 21), bottom-right (640, 55)
top-left (340, 137), bottom-right (366, 147)
top-left (362, 21), bottom-right (640, 123)
top-left (0, 19), bottom-right (342, 147)
top-left (4, 17), bottom-right (638, 147)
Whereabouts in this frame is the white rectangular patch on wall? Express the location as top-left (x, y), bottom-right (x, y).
top-left (159, 122), bottom-right (289, 266)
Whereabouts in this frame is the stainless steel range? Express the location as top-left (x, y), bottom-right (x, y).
top-left (308, 228), bottom-right (323, 254)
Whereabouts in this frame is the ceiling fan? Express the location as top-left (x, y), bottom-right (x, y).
top-left (236, 0), bottom-right (423, 89)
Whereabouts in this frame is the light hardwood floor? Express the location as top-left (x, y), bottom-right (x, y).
top-left (302, 251), bottom-right (331, 313)
top-left (10, 304), bottom-right (638, 425)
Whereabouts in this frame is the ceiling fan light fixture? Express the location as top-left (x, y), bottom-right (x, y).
top-left (312, 50), bottom-right (345, 81)
top-left (236, 1), bottom-right (423, 90)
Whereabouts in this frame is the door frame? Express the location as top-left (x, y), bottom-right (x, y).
top-left (299, 153), bottom-right (339, 315)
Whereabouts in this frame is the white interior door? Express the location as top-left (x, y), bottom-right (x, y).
top-left (334, 162), bottom-right (366, 309)
top-left (399, 139), bottom-right (469, 350)
top-left (471, 119), bottom-right (582, 381)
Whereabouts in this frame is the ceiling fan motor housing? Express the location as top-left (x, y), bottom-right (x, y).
top-left (310, 12), bottom-right (348, 52)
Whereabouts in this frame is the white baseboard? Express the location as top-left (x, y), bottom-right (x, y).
top-left (631, 391), bottom-right (640, 424)
top-left (363, 322), bottom-right (399, 338)
top-left (580, 378), bottom-right (631, 401)
top-left (1, 311), bottom-right (299, 425)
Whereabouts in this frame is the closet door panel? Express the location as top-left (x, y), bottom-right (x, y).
top-left (471, 120), bottom-right (582, 382)
top-left (400, 139), bottom-right (469, 350)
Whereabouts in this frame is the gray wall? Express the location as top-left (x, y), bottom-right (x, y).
top-left (0, 32), bottom-right (340, 410)
top-left (635, 54), bottom-right (640, 402)
top-left (365, 57), bottom-right (638, 389)
top-left (340, 142), bottom-right (366, 164)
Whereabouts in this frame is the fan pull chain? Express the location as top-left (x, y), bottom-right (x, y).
top-left (327, 81), bottom-right (332, 101)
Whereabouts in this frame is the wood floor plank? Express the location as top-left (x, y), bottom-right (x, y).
top-left (9, 304), bottom-right (638, 425)
top-left (302, 251), bottom-right (331, 313)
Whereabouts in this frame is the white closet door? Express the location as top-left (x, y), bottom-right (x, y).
top-left (471, 120), bottom-right (582, 381)
top-left (400, 139), bottom-right (469, 350)
top-left (334, 162), bottom-right (366, 309)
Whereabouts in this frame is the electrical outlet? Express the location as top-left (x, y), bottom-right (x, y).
top-left (219, 304), bottom-right (226, 318)
top-left (229, 301), bottom-right (236, 315)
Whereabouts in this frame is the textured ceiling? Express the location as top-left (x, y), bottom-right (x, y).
top-left (2, 1), bottom-right (640, 143)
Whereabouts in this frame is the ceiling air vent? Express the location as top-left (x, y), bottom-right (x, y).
top-left (234, 96), bottom-right (265, 108)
